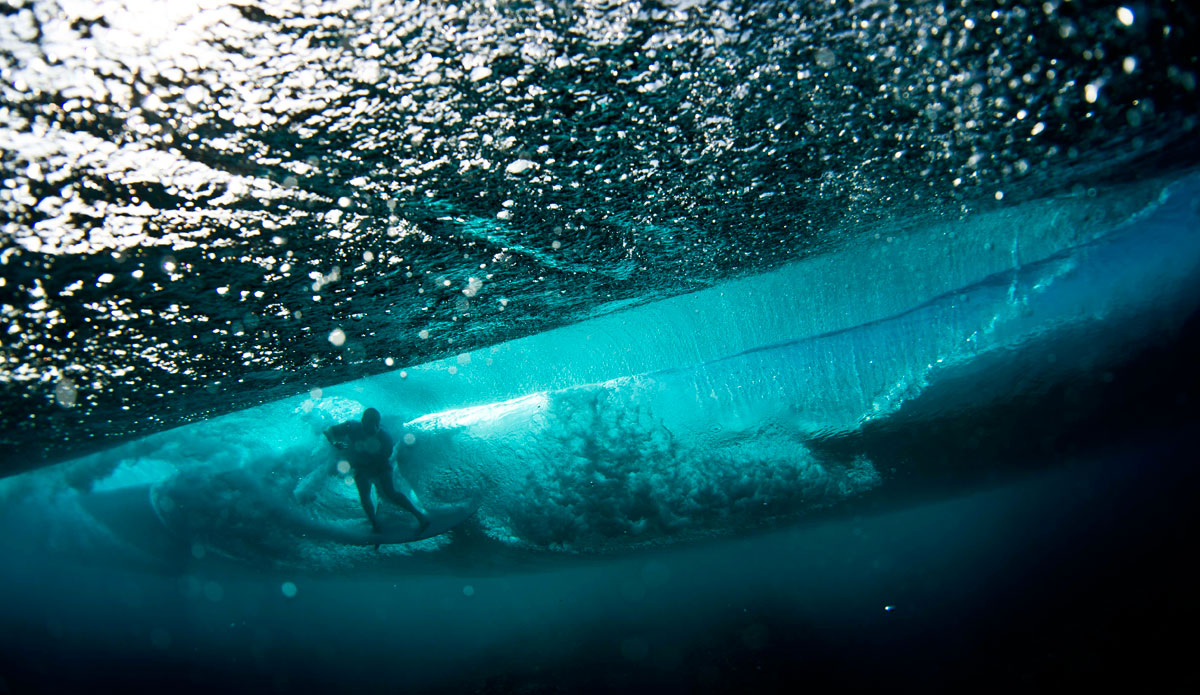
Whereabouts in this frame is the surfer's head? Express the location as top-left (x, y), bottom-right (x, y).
top-left (361, 407), bottom-right (381, 432)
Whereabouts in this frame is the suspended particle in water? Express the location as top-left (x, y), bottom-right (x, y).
top-left (281, 582), bottom-right (298, 598)
top-left (54, 378), bottom-right (77, 408)
top-left (815, 47), bottom-right (836, 68)
top-left (385, 357), bottom-right (394, 367)
top-left (403, 433), bottom-right (416, 446)
top-left (328, 328), bottom-right (346, 346)
top-left (463, 585), bottom-right (475, 596)
top-left (337, 460), bottom-right (351, 474)
top-left (1116, 7), bottom-right (1134, 26)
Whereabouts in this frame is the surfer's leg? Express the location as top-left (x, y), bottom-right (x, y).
top-left (354, 474), bottom-right (381, 532)
top-left (376, 472), bottom-right (430, 530)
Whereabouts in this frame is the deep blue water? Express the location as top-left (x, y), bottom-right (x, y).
top-left (3, 1), bottom-right (1200, 692)
top-left (2, 428), bottom-right (1198, 693)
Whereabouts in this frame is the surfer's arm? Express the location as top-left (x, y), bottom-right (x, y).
top-left (323, 423), bottom-right (350, 450)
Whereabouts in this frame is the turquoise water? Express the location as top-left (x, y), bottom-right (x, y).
top-left (2, 1), bottom-right (1199, 692)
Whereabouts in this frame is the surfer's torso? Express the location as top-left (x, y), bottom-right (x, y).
top-left (328, 421), bottom-right (394, 474)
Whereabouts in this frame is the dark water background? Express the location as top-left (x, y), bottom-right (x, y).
top-left (1, 440), bottom-right (1195, 694)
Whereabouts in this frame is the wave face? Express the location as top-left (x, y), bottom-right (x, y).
top-left (3, 171), bottom-right (1197, 570)
top-left (3, 1), bottom-right (1199, 472)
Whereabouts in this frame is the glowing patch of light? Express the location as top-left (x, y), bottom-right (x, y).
top-left (407, 392), bottom-right (549, 429)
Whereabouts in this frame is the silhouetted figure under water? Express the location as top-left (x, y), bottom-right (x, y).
top-left (321, 408), bottom-right (430, 534)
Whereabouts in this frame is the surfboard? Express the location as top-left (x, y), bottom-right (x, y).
top-left (337, 500), bottom-right (481, 545)
top-left (84, 469), bottom-right (482, 552)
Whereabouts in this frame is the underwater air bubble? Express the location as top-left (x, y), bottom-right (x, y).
top-left (203, 581), bottom-right (224, 603)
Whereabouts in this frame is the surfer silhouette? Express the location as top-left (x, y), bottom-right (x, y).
top-left (322, 408), bottom-right (430, 534)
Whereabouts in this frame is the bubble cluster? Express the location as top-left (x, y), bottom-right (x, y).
top-left (499, 383), bottom-right (881, 552)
